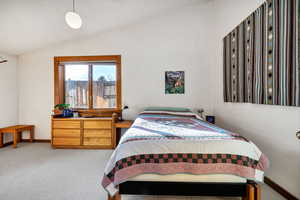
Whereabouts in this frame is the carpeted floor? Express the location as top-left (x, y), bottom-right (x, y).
top-left (0, 143), bottom-right (284, 200)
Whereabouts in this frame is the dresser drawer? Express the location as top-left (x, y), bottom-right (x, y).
top-left (84, 120), bottom-right (111, 129)
top-left (83, 137), bottom-right (112, 146)
top-left (53, 120), bottom-right (81, 129)
top-left (53, 129), bottom-right (80, 138)
top-left (53, 137), bottom-right (80, 146)
top-left (84, 129), bottom-right (112, 138)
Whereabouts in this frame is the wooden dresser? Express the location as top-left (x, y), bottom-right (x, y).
top-left (51, 117), bottom-right (115, 149)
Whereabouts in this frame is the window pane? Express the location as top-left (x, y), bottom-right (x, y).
top-left (65, 64), bottom-right (89, 108)
top-left (93, 63), bottom-right (116, 108)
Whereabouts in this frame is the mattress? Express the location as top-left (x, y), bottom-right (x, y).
top-left (102, 111), bottom-right (269, 196)
top-left (129, 173), bottom-right (247, 183)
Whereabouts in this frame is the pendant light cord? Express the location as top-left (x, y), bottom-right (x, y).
top-left (73, 0), bottom-right (75, 12)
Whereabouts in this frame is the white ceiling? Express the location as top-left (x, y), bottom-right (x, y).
top-left (0, 0), bottom-right (208, 55)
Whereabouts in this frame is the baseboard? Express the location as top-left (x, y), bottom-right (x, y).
top-left (264, 176), bottom-right (299, 200)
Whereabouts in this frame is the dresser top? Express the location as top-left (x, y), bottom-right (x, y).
top-left (52, 117), bottom-right (112, 121)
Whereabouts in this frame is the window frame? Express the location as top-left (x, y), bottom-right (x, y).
top-left (54, 55), bottom-right (122, 115)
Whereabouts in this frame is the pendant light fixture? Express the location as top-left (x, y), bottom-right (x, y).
top-left (65, 0), bottom-right (82, 29)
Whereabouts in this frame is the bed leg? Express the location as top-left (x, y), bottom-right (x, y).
top-left (253, 183), bottom-right (261, 200)
top-left (107, 193), bottom-right (121, 200)
top-left (243, 183), bottom-right (255, 200)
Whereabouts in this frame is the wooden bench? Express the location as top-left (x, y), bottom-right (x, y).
top-left (0, 125), bottom-right (35, 148)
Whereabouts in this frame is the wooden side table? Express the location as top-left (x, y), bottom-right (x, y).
top-left (0, 125), bottom-right (35, 148)
top-left (113, 120), bottom-right (133, 148)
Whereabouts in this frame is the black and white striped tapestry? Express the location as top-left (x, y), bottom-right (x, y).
top-left (223, 0), bottom-right (300, 107)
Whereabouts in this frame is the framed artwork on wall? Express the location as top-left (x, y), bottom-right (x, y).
top-left (165, 71), bottom-right (185, 94)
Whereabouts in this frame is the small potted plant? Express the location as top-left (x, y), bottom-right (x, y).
top-left (54, 104), bottom-right (73, 118)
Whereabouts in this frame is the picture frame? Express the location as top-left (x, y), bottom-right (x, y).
top-left (165, 71), bottom-right (185, 94)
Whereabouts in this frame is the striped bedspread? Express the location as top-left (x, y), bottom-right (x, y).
top-left (102, 111), bottom-right (269, 196)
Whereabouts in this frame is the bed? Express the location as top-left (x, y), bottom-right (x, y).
top-left (102, 108), bottom-right (269, 200)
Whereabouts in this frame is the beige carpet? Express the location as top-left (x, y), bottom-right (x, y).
top-left (0, 143), bottom-right (284, 200)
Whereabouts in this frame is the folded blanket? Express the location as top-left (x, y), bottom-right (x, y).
top-left (102, 111), bottom-right (269, 196)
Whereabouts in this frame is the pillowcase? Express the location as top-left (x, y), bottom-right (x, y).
top-left (144, 107), bottom-right (191, 112)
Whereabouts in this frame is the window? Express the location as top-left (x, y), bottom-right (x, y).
top-left (54, 56), bottom-right (121, 114)
top-left (65, 64), bottom-right (89, 108)
top-left (92, 63), bottom-right (116, 108)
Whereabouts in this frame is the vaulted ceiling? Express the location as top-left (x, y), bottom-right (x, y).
top-left (0, 0), bottom-right (209, 55)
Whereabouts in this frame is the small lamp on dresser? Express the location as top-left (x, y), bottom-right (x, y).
top-left (120, 105), bottom-right (129, 121)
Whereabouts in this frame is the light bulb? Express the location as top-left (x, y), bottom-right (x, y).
top-left (65, 11), bottom-right (82, 29)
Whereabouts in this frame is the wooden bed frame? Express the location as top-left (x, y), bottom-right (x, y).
top-left (109, 115), bottom-right (261, 200)
top-left (108, 181), bottom-right (261, 200)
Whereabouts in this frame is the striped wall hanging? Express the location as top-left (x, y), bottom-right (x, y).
top-left (223, 0), bottom-right (300, 107)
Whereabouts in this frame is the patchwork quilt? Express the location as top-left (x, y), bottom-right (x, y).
top-left (102, 111), bottom-right (269, 196)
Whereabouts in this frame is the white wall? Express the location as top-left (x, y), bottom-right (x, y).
top-left (18, 2), bottom-right (215, 140)
top-left (0, 53), bottom-right (18, 143)
top-left (212, 0), bottom-right (300, 198)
